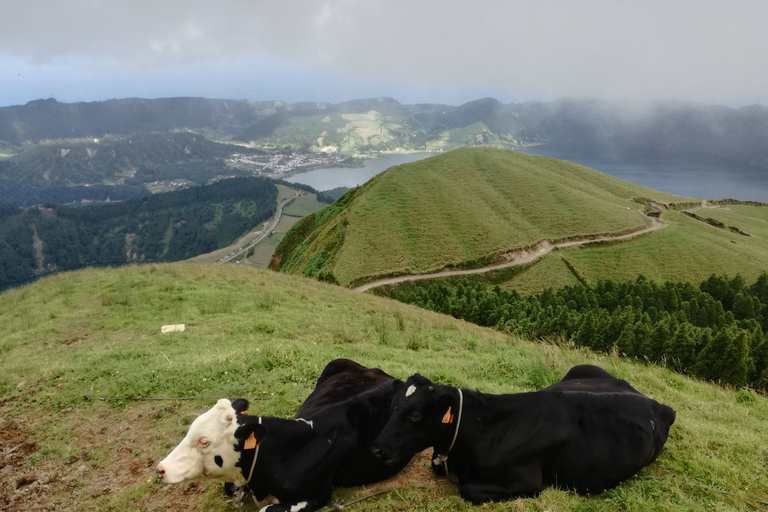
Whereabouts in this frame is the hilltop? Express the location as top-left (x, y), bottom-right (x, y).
top-left (0, 263), bottom-right (766, 511)
top-left (269, 147), bottom-right (695, 287)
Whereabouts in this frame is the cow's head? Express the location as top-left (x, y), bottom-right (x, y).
top-left (371, 374), bottom-right (455, 465)
top-left (156, 398), bottom-right (265, 485)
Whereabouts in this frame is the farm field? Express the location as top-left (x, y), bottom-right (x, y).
top-left (1, 263), bottom-right (766, 511)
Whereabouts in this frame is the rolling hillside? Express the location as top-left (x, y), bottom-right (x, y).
top-left (270, 147), bottom-right (695, 287)
top-left (0, 263), bottom-right (766, 511)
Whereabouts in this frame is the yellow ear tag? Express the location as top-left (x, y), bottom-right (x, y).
top-left (241, 411), bottom-right (249, 415)
top-left (244, 431), bottom-right (259, 450)
top-left (441, 406), bottom-right (454, 424)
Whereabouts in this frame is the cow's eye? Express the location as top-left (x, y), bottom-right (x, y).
top-left (198, 438), bottom-right (210, 448)
top-left (409, 411), bottom-right (422, 423)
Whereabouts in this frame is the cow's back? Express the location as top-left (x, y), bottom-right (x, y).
top-left (297, 359), bottom-right (396, 419)
top-left (537, 388), bottom-right (675, 494)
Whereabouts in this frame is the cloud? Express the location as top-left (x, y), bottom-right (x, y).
top-left (1, 0), bottom-right (767, 106)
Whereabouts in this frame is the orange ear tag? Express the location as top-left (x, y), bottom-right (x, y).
top-left (241, 411), bottom-right (249, 415)
top-left (441, 406), bottom-right (454, 424)
top-left (244, 431), bottom-right (259, 450)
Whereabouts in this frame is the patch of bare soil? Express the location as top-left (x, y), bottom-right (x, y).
top-left (0, 402), bottom-right (206, 512)
top-left (350, 450), bottom-right (456, 506)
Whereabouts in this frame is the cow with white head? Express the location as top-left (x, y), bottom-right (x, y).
top-left (156, 359), bottom-right (411, 512)
top-left (156, 398), bottom-right (263, 486)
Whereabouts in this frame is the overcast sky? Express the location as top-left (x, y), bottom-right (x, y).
top-left (2, 0), bottom-right (767, 108)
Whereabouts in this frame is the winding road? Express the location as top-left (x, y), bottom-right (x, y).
top-left (353, 215), bottom-right (664, 292)
top-left (216, 190), bottom-right (299, 264)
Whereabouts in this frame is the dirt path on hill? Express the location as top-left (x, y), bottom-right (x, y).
top-left (353, 215), bottom-right (665, 292)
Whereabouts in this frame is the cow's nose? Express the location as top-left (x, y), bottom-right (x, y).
top-left (371, 444), bottom-right (383, 459)
top-left (156, 464), bottom-right (166, 478)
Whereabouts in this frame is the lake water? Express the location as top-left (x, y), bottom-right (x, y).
top-left (286, 152), bottom-right (434, 190)
top-left (287, 148), bottom-right (768, 203)
top-left (522, 146), bottom-right (768, 203)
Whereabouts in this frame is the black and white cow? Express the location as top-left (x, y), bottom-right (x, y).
top-left (156, 359), bottom-right (410, 511)
top-left (371, 364), bottom-right (676, 504)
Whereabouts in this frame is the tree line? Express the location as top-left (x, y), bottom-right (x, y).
top-left (0, 177), bottom-right (277, 286)
top-left (376, 274), bottom-right (768, 389)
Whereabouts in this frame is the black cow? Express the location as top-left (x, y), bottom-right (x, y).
top-left (157, 359), bottom-right (410, 511)
top-left (371, 364), bottom-right (676, 504)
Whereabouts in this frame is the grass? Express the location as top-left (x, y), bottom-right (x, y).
top-left (502, 208), bottom-right (768, 292)
top-left (273, 148), bottom-right (694, 287)
top-left (1, 263), bottom-right (767, 511)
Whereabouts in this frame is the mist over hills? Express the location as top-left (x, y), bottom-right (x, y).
top-left (1, 95), bottom-right (766, 207)
top-left (2, 96), bottom-right (767, 164)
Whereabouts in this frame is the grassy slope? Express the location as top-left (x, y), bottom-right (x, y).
top-left (1, 264), bottom-right (767, 511)
top-left (505, 207), bottom-right (768, 294)
top-left (275, 147), bottom-right (693, 286)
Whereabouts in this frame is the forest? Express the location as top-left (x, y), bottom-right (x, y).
top-left (0, 177), bottom-right (277, 286)
top-left (376, 274), bottom-right (768, 389)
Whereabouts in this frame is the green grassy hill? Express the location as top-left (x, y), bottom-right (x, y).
top-left (270, 147), bottom-right (694, 287)
top-left (1, 263), bottom-right (766, 511)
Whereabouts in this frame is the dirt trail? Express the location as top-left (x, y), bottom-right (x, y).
top-left (354, 215), bottom-right (664, 292)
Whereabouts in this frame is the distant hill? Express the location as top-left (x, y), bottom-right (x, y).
top-left (268, 148), bottom-right (694, 286)
top-left (0, 132), bottom-right (262, 206)
top-left (0, 176), bottom-right (276, 286)
top-left (2, 95), bottom-right (767, 206)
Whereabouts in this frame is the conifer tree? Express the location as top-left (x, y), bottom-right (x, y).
top-left (615, 324), bottom-right (637, 357)
top-left (664, 322), bottom-right (697, 372)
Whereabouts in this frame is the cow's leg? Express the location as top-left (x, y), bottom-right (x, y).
top-left (459, 474), bottom-right (543, 504)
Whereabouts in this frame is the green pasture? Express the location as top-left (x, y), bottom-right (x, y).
top-left (1, 263), bottom-right (766, 511)
top-left (502, 208), bottom-right (768, 293)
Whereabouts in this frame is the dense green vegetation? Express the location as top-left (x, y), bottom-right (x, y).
top-left (271, 148), bottom-right (693, 286)
top-left (375, 274), bottom-right (768, 389)
top-left (0, 177), bottom-right (276, 285)
top-left (1, 264), bottom-right (766, 511)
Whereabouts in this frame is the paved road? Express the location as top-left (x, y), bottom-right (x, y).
top-left (216, 191), bottom-right (299, 264)
top-left (353, 215), bottom-right (664, 292)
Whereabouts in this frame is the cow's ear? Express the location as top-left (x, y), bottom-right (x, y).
top-left (235, 423), bottom-right (268, 449)
top-left (231, 398), bottom-right (249, 414)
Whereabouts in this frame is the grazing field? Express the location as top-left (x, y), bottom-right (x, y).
top-left (1, 264), bottom-right (766, 511)
top-left (271, 147), bottom-right (694, 287)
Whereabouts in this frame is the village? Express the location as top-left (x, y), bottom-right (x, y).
top-left (225, 150), bottom-right (351, 178)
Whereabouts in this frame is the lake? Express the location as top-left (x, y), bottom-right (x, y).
top-left (287, 147), bottom-right (768, 203)
top-left (286, 152), bottom-right (434, 190)
top-left (522, 146), bottom-right (768, 203)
